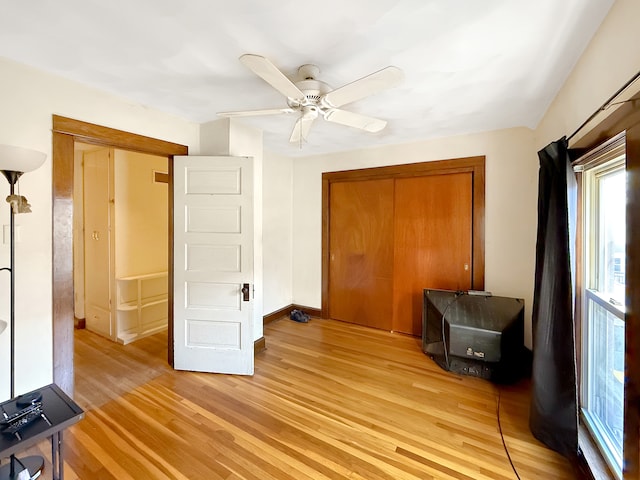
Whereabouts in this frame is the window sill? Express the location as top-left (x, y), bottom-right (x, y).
top-left (579, 423), bottom-right (616, 480)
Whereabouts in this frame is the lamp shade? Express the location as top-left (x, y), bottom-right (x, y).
top-left (0, 319), bottom-right (6, 335)
top-left (0, 145), bottom-right (47, 173)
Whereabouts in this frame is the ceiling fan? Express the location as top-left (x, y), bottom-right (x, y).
top-left (218, 54), bottom-right (403, 143)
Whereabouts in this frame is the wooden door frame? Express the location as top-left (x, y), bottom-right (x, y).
top-left (321, 156), bottom-right (485, 319)
top-left (624, 122), bottom-right (640, 479)
top-left (52, 115), bottom-right (188, 395)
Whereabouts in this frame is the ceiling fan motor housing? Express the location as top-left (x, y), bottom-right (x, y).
top-left (288, 77), bottom-right (332, 110)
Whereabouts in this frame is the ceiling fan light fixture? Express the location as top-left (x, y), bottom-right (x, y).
top-left (301, 105), bottom-right (319, 118)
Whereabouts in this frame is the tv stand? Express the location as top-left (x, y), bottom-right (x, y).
top-left (0, 384), bottom-right (84, 480)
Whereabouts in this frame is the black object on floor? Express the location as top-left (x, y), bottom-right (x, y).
top-left (290, 309), bottom-right (310, 323)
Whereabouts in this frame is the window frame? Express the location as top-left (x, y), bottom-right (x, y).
top-left (574, 132), bottom-right (627, 479)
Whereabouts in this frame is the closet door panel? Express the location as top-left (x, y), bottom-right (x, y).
top-left (83, 148), bottom-right (114, 339)
top-left (393, 173), bottom-right (473, 335)
top-left (329, 179), bottom-right (394, 329)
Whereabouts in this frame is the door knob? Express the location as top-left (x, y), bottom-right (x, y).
top-left (241, 283), bottom-right (250, 302)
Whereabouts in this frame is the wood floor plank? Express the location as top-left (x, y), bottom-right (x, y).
top-left (20, 317), bottom-right (578, 479)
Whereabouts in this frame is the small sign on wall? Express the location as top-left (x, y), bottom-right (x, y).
top-left (153, 170), bottom-right (169, 184)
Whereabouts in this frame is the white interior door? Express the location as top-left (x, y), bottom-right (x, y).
top-left (83, 148), bottom-right (114, 339)
top-left (173, 156), bottom-right (254, 375)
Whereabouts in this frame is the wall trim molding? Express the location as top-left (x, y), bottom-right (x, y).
top-left (254, 336), bottom-right (266, 354)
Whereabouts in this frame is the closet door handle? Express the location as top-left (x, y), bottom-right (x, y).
top-left (241, 283), bottom-right (250, 302)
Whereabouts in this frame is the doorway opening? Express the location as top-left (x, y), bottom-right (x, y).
top-left (74, 143), bottom-right (169, 345)
top-left (52, 115), bottom-right (188, 395)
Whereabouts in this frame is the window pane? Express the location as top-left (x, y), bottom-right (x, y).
top-left (584, 295), bottom-right (625, 469)
top-left (582, 155), bottom-right (626, 479)
top-left (598, 169), bottom-right (625, 304)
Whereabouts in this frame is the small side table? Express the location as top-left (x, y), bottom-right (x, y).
top-left (0, 384), bottom-right (84, 480)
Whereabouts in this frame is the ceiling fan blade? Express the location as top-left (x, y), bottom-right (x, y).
top-left (289, 115), bottom-right (316, 143)
top-left (324, 109), bottom-right (387, 133)
top-left (218, 108), bottom-right (294, 117)
top-left (240, 54), bottom-right (306, 101)
top-left (323, 66), bottom-right (403, 108)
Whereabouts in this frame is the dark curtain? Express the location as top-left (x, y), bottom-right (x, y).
top-left (530, 137), bottom-right (578, 459)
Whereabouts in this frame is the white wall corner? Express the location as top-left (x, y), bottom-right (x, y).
top-left (228, 119), bottom-right (263, 159)
top-left (199, 118), bottom-right (232, 156)
top-left (199, 118), bottom-right (265, 341)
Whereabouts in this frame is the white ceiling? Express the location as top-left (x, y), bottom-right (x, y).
top-left (0, 0), bottom-right (614, 157)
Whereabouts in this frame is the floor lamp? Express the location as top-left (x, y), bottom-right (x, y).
top-left (0, 145), bottom-right (46, 480)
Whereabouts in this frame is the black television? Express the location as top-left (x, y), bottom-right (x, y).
top-left (422, 289), bottom-right (525, 383)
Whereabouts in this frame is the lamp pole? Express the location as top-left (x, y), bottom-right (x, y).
top-left (0, 170), bottom-right (45, 480)
top-left (1, 171), bottom-right (20, 480)
top-left (0, 146), bottom-right (47, 480)
top-left (1, 170), bottom-right (21, 399)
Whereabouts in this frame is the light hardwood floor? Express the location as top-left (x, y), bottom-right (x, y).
top-left (52, 318), bottom-right (576, 479)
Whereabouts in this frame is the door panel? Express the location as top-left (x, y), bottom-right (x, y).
top-left (173, 156), bottom-right (254, 375)
top-left (83, 148), bottom-right (113, 338)
top-left (329, 179), bottom-right (394, 330)
top-left (392, 173), bottom-right (473, 335)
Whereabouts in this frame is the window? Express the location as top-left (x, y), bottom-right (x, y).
top-left (579, 135), bottom-right (626, 479)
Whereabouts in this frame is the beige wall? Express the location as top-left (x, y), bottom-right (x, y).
top-left (0, 57), bottom-right (198, 400)
top-left (114, 150), bottom-right (168, 278)
top-left (263, 151), bottom-right (294, 314)
top-left (535, 0), bottom-right (640, 146)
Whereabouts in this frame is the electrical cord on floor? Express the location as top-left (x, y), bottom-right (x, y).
top-left (497, 389), bottom-right (521, 480)
top-left (440, 291), bottom-right (463, 369)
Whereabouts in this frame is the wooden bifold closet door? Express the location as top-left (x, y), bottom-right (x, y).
top-left (328, 179), bottom-right (395, 330)
top-left (326, 159), bottom-right (482, 337)
top-left (392, 173), bottom-right (472, 335)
